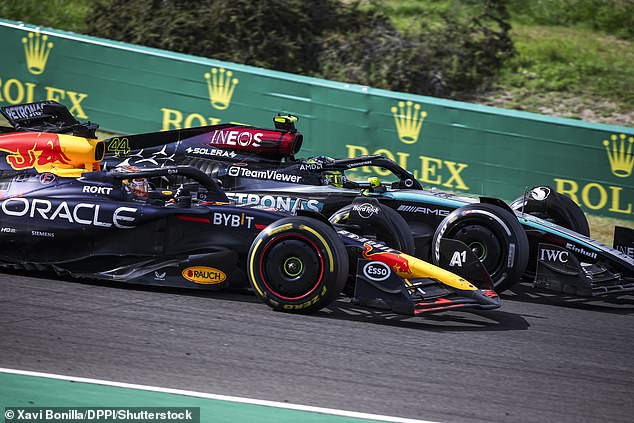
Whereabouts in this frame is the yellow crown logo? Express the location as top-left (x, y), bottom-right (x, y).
top-left (391, 101), bottom-right (427, 144)
top-left (204, 68), bottom-right (239, 111)
top-left (22, 32), bottom-right (54, 75)
top-left (603, 134), bottom-right (634, 178)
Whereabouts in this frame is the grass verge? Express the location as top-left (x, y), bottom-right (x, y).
top-left (587, 214), bottom-right (631, 246)
top-left (478, 24), bottom-right (634, 126)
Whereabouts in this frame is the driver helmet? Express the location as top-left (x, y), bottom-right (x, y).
top-left (323, 170), bottom-right (346, 188)
top-left (114, 165), bottom-right (149, 199)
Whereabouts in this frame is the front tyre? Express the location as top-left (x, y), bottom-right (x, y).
top-left (248, 217), bottom-right (348, 313)
top-left (432, 203), bottom-right (529, 293)
top-left (328, 203), bottom-right (415, 255)
top-left (509, 186), bottom-right (590, 236)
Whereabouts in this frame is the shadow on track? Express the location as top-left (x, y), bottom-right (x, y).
top-left (1, 269), bottom-right (529, 331)
top-left (308, 298), bottom-right (530, 332)
top-left (309, 298), bottom-right (531, 333)
top-left (502, 281), bottom-right (634, 315)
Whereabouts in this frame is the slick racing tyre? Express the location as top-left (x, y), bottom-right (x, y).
top-left (328, 204), bottom-right (416, 255)
top-left (510, 186), bottom-right (590, 236)
top-left (432, 203), bottom-right (529, 293)
top-left (248, 217), bottom-right (348, 313)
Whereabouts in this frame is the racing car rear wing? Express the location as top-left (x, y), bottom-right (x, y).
top-left (0, 100), bottom-right (98, 138)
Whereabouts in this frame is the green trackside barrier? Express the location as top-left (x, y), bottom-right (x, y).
top-left (1, 19), bottom-right (633, 221)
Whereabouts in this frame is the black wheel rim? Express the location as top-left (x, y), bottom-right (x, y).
top-left (260, 235), bottom-right (324, 300)
top-left (446, 223), bottom-right (504, 278)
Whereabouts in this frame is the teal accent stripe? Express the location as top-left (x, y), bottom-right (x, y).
top-left (518, 218), bottom-right (602, 251)
top-left (385, 191), bottom-right (466, 208)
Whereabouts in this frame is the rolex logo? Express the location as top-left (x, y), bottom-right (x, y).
top-left (204, 67), bottom-right (238, 111)
top-left (391, 101), bottom-right (427, 144)
top-left (603, 134), bottom-right (634, 178)
top-left (22, 32), bottom-right (54, 75)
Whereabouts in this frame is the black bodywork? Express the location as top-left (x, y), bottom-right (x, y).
top-left (0, 101), bottom-right (502, 315)
top-left (97, 113), bottom-right (634, 297)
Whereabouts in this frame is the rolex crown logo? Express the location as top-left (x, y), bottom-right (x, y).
top-left (204, 68), bottom-right (239, 111)
top-left (603, 134), bottom-right (634, 178)
top-left (391, 101), bottom-right (427, 144)
top-left (22, 32), bottom-right (54, 75)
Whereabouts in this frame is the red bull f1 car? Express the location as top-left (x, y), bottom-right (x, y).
top-left (95, 112), bottom-right (634, 298)
top-left (0, 100), bottom-right (501, 316)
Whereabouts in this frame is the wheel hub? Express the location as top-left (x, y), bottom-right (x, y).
top-left (262, 237), bottom-right (321, 298)
top-left (283, 257), bottom-right (303, 277)
top-left (469, 241), bottom-right (487, 260)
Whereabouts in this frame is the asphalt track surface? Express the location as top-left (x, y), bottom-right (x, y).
top-left (1, 271), bottom-right (633, 423)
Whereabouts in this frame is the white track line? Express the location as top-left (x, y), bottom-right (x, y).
top-left (0, 368), bottom-right (440, 423)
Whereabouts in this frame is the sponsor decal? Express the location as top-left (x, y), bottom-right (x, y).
top-left (212, 212), bottom-right (254, 229)
top-left (565, 243), bottom-right (597, 260)
top-left (530, 186), bottom-right (551, 201)
top-left (39, 173), bottom-right (56, 185)
top-left (352, 203), bottom-right (380, 219)
top-left (82, 185), bottom-right (113, 195)
top-left (182, 266), bottom-right (227, 284)
top-left (281, 286), bottom-right (328, 310)
top-left (539, 249), bottom-right (569, 263)
top-left (0, 133), bottom-right (71, 171)
top-left (31, 230), bottom-right (54, 238)
top-left (154, 271), bottom-right (166, 281)
top-left (347, 161), bottom-right (373, 168)
top-left (554, 178), bottom-right (634, 216)
top-left (0, 227), bottom-right (16, 233)
top-left (362, 261), bottom-right (392, 282)
top-left (185, 146), bottom-right (237, 158)
top-left (554, 135), bottom-right (634, 218)
top-left (0, 198), bottom-right (137, 228)
top-left (397, 204), bottom-right (450, 216)
top-left (449, 250), bottom-right (466, 267)
top-left (616, 245), bottom-right (634, 259)
top-left (161, 67), bottom-right (242, 129)
top-left (299, 163), bottom-right (323, 170)
top-left (22, 31), bottom-right (53, 75)
top-left (211, 130), bottom-right (262, 148)
top-left (0, 34), bottom-right (89, 118)
top-left (346, 144), bottom-right (470, 190)
top-left (3, 102), bottom-right (47, 121)
top-left (362, 244), bottom-right (412, 275)
top-left (603, 133), bottom-right (634, 178)
top-left (226, 193), bottom-right (321, 212)
top-left (339, 230), bottom-right (399, 254)
top-left (160, 107), bottom-right (223, 130)
top-left (391, 100), bottom-right (428, 145)
top-left (204, 67), bottom-right (238, 111)
top-left (227, 166), bottom-right (302, 183)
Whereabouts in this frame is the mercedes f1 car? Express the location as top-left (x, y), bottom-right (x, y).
top-left (0, 101), bottom-right (501, 316)
top-left (96, 112), bottom-right (634, 298)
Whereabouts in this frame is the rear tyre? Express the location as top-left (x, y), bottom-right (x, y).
top-left (432, 203), bottom-right (529, 293)
top-left (328, 203), bottom-right (415, 255)
top-left (248, 217), bottom-right (348, 313)
top-left (510, 186), bottom-right (590, 236)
